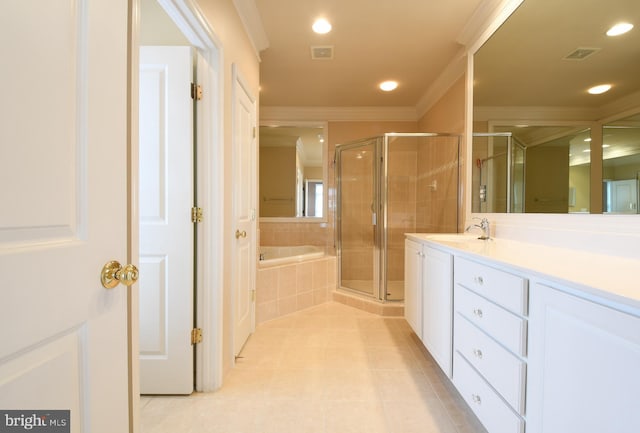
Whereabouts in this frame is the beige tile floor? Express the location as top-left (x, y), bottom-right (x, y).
top-left (141, 302), bottom-right (487, 433)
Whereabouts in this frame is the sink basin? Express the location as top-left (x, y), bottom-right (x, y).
top-left (406, 233), bottom-right (494, 254)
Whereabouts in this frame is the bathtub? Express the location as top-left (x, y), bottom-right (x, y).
top-left (259, 245), bottom-right (324, 267)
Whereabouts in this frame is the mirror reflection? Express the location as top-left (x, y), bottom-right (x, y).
top-left (472, 0), bottom-right (640, 214)
top-left (259, 125), bottom-right (326, 218)
top-left (603, 113), bottom-right (640, 213)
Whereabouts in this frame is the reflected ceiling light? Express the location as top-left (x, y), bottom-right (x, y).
top-left (584, 138), bottom-right (592, 142)
top-left (583, 149), bottom-right (591, 153)
top-left (588, 84), bottom-right (612, 94)
top-left (312, 18), bottom-right (332, 34)
top-left (379, 80), bottom-right (398, 91)
top-left (606, 22), bottom-right (633, 36)
top-left (602, 144), bottom-right (611, 148)
top-left (317, 134), bottom-right (325, 143)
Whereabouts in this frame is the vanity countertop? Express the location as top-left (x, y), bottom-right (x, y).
top-left (406, 233), bottom-right (640, 312)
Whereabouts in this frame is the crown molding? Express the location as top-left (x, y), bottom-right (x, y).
top-left (415, 47), bottom-right (466, 119)
top-left (474, 106), bottom-right (602, 122)
top-left (415, 0), bottom-right (524, 121)
top-left (260, 106), bottom-right (419, 122)
top-left (232, 0), bottom-right (269, 59)
top-left (598, 90), bottom-right (640, 122)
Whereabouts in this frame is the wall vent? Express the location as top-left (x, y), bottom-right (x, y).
top-left (311, 45), bottom-right (334, 60)
top-left (563, 47), bottom-right (600, 61)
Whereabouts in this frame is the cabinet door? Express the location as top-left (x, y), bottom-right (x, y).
top-left (404, 239), bottom-right (423, 338)
top-left (528, 283), bottom-right (640, 433)
top-left (423, 246), bottom-right (453, 377)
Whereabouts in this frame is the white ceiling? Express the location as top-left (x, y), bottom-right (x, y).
top-left (254, 0), bottom-right (485, 107)
top-left (251, 0), bottom-right (640, 115)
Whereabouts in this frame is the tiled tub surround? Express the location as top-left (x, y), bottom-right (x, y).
top-left (256, 255), bottom-right (337, 324)
top-left (259, 245), bottom-right (324, 266)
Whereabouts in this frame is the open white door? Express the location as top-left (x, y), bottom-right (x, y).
top-left (232, 66), bottom-right (257, 356)
top-left (139, 46), bottom-right (195, 394)
top-left (0, 1), bottom-right (131, 432)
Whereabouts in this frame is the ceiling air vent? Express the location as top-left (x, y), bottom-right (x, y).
top-left (563, 47), bottom-right (600, 61)
top-left (310, 45), bottom-right (334, 60)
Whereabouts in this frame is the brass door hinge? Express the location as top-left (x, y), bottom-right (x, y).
top-left (191, 328), bottom-right (203, 345)
top-left (191, 83), bottom-right (202, 100)
top-left (191, 207), bottom-right (203, 223)
top-left (251, 289), bottom-right (256, 302)
top-left (252, 126), bottom-right (256, 138)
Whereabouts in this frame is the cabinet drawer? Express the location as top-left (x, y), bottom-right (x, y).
top-left (455, 256), bottom-right (528, 315)
top-left (454, 314), bottom-right (526, 414)
top-left (453, 352), bottom-right (524, 433)
top-left (455, 285), bottom-right (527, 356)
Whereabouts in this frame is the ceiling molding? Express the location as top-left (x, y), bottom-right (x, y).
top-left (464, 0), bottom-right (524, 54)
top-left (260, 106), bottom-right (419, 122)
top-left (415, 0), bottom-right (523, 121)
top-left (598, 90), bottom-right (640, 122)
top-left (456, 0), bottom-right (506, 47)
top-left (415, 47), bottom-right (466, 119)
top-left (232, 0), bottom-right (269, 58)
top-left (474, 106), bottom-right (601, 122)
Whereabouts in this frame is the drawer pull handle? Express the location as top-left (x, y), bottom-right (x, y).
top-left (473, 349), bottom-right (483, 359)
top-left (474, 276), bottom-right (484, 285)
top-left (473, 308), bottom-right (483, 318)
top-left (471, 394), bottom-right (482, 405)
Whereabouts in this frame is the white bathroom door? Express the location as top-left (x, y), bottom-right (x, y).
top-left (0, 1), bottom-right (130, 432)
top-left (609, 179), bottom-right (638, 213)
top-left (139, 46), bottom-right (195, 394)
top-left (232, 66), bottom-right (257, 356)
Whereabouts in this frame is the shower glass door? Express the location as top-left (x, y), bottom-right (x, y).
top-left (336, 137), bottom-right (381, 299)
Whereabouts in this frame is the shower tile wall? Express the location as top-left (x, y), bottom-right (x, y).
top-left (338, 135), bottom-right (460, 290)
top-left (416, 135), bottom-right (460, 233)
top-left (386, 138), bottom-right (418, 283)
top-left (339, 147), bottom-right (375, 285)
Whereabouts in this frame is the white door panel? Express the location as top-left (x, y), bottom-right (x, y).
top-left (0, 1), bottom-right (129, 431)
top-left (139, 46), bottom-right (194, 395)
top-left (232, 67), bottom-right (256, 356)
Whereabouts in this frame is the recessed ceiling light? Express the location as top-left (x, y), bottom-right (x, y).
top-left (606, 22), bottom-right (633, 36)
top-left (379, 81), bottom-right (398, 92)
top-left (312, 18), bottom-right (332, 34)
top-left (588, 84), bottom-right (612, 95)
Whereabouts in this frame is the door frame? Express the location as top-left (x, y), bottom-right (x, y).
top-left (129, 0), bottom-right (225, 415)
top-left (231, 64), bottom-right (258, 358)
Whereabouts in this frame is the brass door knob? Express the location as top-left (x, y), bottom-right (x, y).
top-left (101, 261), bottom-right (139, 289)
top-left (235, 230), bottom-right (247, 239)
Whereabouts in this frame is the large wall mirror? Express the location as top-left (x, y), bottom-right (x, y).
top-left (259, 123), bottom-right (328, 220)
top-left (472, 0), bottom-right (640, 214)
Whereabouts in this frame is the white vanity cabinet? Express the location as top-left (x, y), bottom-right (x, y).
top-left (453, 257), bottom-right (528, 433)
top-left (404, 238), bottom-right (453, 377)
top-left (422, 246), bottom-right (453, 377)
top-left (404, 238), bottom-right (423, 339)
top-left (405, 233), bottom-right (640, 433)
top-left (527, 282), bottom-right (640, 433)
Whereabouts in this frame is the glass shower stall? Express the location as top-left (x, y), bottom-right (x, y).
top-left (335, 133), bottom-right (460, 302)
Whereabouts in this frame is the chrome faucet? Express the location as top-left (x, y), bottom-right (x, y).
top-left (466, 217), bottom-right (491, 240)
